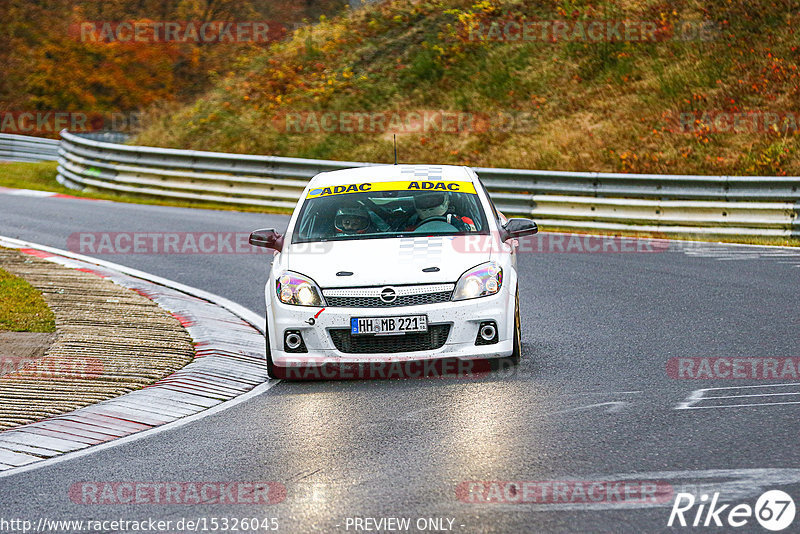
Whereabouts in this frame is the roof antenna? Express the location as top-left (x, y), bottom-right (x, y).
top-left (393, 135), bottom-right (398, 165)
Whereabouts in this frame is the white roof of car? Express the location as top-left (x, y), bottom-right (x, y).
top-left (309, 164), bottom-right (474, 187)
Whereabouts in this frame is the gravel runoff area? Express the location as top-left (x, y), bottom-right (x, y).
top-left (0, 247), bottom-right (194, 430)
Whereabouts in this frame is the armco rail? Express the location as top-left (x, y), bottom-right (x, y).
top-left (47, 130), bottom-right (795, 237)
top-left (0, 133), bottom-right (60, 163)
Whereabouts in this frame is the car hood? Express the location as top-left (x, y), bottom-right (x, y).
top-left (284, 236), bottom-right (493, 288)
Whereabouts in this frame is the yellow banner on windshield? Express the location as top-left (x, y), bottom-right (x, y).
top-left (306, 180), bottom-right (477, 199)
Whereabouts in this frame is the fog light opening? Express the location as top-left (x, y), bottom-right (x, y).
top-left (480, 324), bottom-right (496, 341)
top-left (284, 330), bottom-right (307, 353)
top-left (285, 333), bottom-right (302, 349)
top-left (476, 321), bottom-right (499, 346)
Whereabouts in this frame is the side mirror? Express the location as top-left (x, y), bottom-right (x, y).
top-left (502, 218), bottom-right (538, 241)
top-left (249, 228), bottom-right (284, 251)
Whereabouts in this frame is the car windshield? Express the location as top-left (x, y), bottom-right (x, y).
top-left (291, 187), bottom-right (489, 243)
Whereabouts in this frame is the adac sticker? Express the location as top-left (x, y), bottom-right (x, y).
top-left (306, 181), bottom-right (476, 198)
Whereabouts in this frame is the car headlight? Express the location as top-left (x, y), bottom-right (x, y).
top-left (452, 262), bottom-right (503, 301)
top-left (276, 272), bottom-right (325, 306)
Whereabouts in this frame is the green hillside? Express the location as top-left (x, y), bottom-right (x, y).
top-left (134, 0), bottom-right (800, 176)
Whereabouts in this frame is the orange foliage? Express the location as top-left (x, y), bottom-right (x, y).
top-left (0, 0), bottom-right (348, 116)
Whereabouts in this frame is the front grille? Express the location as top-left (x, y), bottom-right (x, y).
top-left (329, 325), bottom-right (451, 354)
top-left (325, 291), bottom-right (452, 308)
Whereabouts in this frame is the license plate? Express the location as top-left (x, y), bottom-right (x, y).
top-left (350, 315), bottom-right (428, 335)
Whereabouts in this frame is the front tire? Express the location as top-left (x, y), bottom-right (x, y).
top-left (509, 288), bottom-right (521, 364)
top-left (265, 326), bottom-right (277, 378)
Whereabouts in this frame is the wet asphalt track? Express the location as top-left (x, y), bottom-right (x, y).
top-left (1, 193), bottom-right (799, 533)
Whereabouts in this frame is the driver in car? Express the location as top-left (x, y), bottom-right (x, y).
top-left (406, 191), bottom-right (477, 232)
top-left (334, 205), bottom-right (376, 236)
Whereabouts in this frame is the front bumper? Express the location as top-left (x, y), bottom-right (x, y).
top-left (266, 288), bottom-right (515, 365)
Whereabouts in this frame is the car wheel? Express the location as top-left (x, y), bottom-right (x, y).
top-left (509, 288), bottom-right (522, 365)
top-left (265, 327), bottom-right (277, 379)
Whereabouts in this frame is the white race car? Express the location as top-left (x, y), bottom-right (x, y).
top-left (249, 164), bottom-right (538, 379)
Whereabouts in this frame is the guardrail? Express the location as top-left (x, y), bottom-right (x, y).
top-left (0, 133), bottom-right (60, 163)
top-left (51, 130), bottom-right (800, 238)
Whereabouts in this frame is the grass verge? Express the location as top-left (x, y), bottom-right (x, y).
top-left (0, 261), bottom-right (55, 333)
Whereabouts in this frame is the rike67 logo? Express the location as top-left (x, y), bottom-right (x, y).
top-left (668, 490), bottom-right (796, 531)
